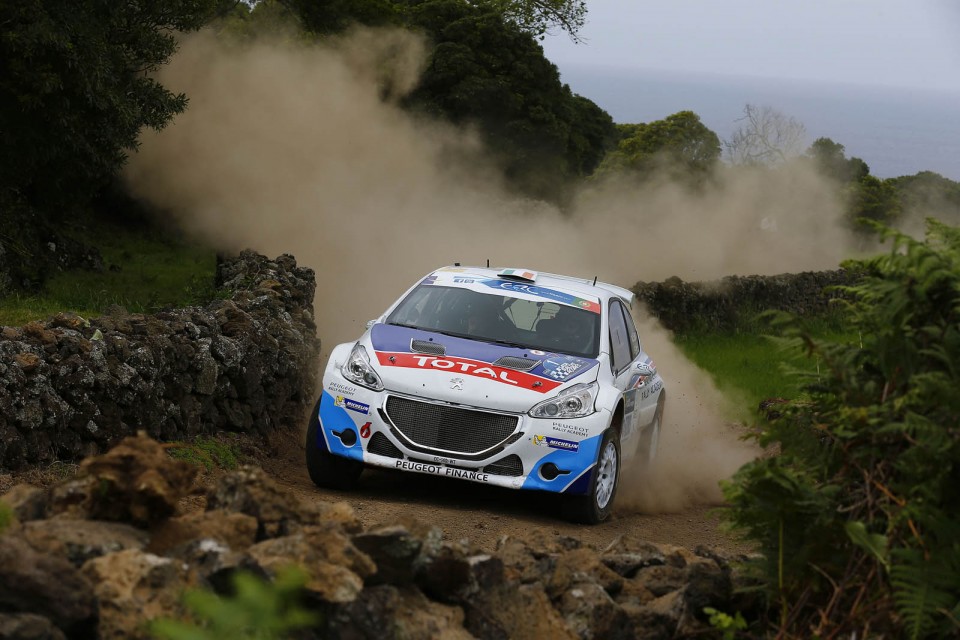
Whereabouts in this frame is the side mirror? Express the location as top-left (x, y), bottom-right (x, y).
top-left (635, 362), bottom-right (656, 377)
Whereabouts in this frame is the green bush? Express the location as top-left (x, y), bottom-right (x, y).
top-left (0, 502), bottom-right (13, 533)
top-left (167, 436), bottom-right (246, 472)
top-left (723, 220), bottom-right (960, 639)
top-left (149, 566), bottom-right (318, 640)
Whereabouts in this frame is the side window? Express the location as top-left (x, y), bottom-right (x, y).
top-left (608, 301), bottom-right (631, 373)
top-left (619, 301), bottom-right (641, 360)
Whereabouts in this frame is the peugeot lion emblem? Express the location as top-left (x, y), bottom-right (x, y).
top-left (450, 378), bottom-right (464, 391)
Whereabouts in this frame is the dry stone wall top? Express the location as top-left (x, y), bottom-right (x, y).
top-left (0, 250), bottom-right (321, 470)
top-left (633, 269), bottom-right (863, 333)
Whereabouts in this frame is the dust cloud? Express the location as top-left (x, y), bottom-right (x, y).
top-left (616, 310), bottom-right (759, 513)
top-left (125, 29), bottom-right (854, 513)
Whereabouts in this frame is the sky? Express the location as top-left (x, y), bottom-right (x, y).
top-left (541, 0), bottom-right (960, 94)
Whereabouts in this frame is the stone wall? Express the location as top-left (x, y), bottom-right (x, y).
top-left (633, 269), bottom-right (864, 333)
top-left (1, 435), bottom-right (763, 639)
top-left (0, 251), bottom-right (320, 470)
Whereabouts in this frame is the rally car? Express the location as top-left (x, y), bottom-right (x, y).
top-left (305, 266), bottom-right (666, 523)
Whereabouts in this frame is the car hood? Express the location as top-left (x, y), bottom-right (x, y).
top-left (367, 323), bottom-right (600, 412)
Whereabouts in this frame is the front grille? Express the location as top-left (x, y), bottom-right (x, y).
top-left (385, 396), bottom-right (519, 455)
top-left (493, 356), bottom-right (541, 371)
top-left (485, 455), bottom-right (523, 477)
top-left (367, 432), bottom-right (403, 459)
top-left (411, 340), bottom-right (445, 356)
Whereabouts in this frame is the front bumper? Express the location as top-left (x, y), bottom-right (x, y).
top-left (313, 378), bottom-right (610, 496)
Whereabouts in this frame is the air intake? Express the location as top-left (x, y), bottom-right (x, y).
top-left (367, 432), bottom-right (403, 459)
top-left (411, 340), bottom-right (445, 356)
top-left (493, 356), bottom-right (540, 371)
top-left (485, 455), bottom-right (523, 477)
top-left (385, 396), bottom-right (518, 455)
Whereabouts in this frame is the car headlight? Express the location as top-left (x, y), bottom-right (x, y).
top-left (341, 344), bottom-right (384, 391)
top-left (529, 381), bottom-right (598, 418)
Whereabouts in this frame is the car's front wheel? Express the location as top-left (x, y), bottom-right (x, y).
top-left (563, 428), bottom-right (620, 524)
top-left (305, 397), bottom-right (364, 490)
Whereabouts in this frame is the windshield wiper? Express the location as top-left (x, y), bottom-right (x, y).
top-left (387, 321), bottom-right (422, 329)
top-left (481, 338), bottom-right (533, 350)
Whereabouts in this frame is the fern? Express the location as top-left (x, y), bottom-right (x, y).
top-left (890, 550), bottom-right (958, 640)
top-left (723, 219), bottom-right (960, 637)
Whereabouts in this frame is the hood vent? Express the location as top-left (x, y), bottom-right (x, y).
top-left (493, 356), bottom-right (541, 371)
top-left (411, 339), bottom-right (446, 356)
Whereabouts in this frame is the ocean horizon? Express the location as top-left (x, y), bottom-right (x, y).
top-left (554, 64), bottom-right (960, 181)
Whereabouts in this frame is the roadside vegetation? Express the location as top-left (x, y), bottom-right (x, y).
top-left (723, 220), bottom-right (960, 638)
top-left (0, 217), bottom-right (217, 326)
top-left (150, 567), bottom-right (318, 640)
top-left (674, 316), bottom-right (857, 410)
top-left (0, 502), bottom-right (12, 533)
top-left (166, 434), bottom-right (250, 472)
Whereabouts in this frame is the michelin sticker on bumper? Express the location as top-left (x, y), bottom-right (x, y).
top-left (335, 395), bottom-right (370, 414)
top-left (533, 434), bottom-right (580, 452)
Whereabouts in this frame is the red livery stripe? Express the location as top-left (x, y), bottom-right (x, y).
top-left (375, 352), bottom-right (562, 393)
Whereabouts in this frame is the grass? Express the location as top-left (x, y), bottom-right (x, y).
top-left (0, 502), bottom-right (12, 532)
top-left (674, 323), bottom-right (859, 410)
top-left (166, 434), bottom-right (248, 472)
top-left (0, 221), bottom-right (218, 326)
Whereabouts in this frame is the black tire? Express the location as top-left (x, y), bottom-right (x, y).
top-left (636, 395), bottom-right (664, 465)
top-left (305, 397), bottom-right (363, 490)
top-left (563, 428), bottom-right (620, 524)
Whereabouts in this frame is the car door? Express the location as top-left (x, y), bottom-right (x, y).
top-left (620, 302), bottom-right (659, 428)
top-left (608, 300), bottom-right (642, 443)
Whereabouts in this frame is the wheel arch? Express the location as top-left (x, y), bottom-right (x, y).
top-left (608, 398), bottom-right (624, 439)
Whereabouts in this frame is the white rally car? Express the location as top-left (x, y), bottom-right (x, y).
top-left (305, 266), bottom-right (666, 523)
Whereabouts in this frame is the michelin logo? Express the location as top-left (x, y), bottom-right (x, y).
top-left (533, 434), bottom-right (579, 452)
top-left (335, 395), bottom-right (370, 415)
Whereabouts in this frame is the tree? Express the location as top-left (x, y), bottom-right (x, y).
top-left (723, 220), bottom-right (960, 638)
top-left (400, 0), bottom-right (615, 202)
top-left (274, 0), bottom-right (399, 34)
top-left (889, 171), bottom-right (960, 227)
top-left (0, 0), bottom-right (220, 209)
top-left (724, 104), bottom-right (807, 166)
top-left (594, 111), bottom-right (721, 182)
top-left (0, 0), bottom-right (220, 291)
top-left (265, 0), bottom-right (612, 204)
top-left (848, 175), bottom-right (902, 230)
top-left (480, 0), bottom-right (587, 41)
top-left (807, 137), bottom-right (869, 183)
top-left (272, 0), bottom-right (587, 39)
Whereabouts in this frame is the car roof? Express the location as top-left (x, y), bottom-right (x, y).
top-left (429, 266), bottom-right (635, 308)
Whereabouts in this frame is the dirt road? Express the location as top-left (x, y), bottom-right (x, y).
top-left (261, 431), bottom-right (754, 555)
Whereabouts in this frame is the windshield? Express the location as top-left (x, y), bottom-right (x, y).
top-left (386, 284), bottom-right (600, 358)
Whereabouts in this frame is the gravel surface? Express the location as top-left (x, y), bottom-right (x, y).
top-left (0, 429), bottom-right (755, 557)
top-left (261, 430), bottom-right (755, 555)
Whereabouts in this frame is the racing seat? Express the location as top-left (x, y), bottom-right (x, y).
top-left (536, 317), bottom-right (564, 344)
top-left (537, 310), bottom-right (593, 354)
